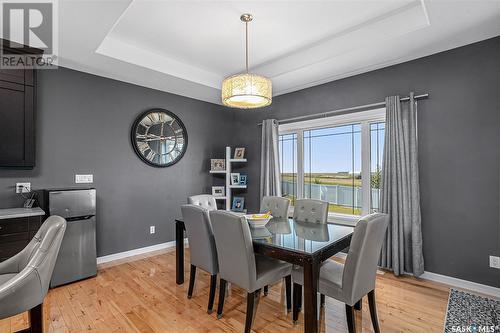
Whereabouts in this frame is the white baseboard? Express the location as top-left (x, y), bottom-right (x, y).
top-left (332, 254), bottom-right (500, 298)
top-left (420, 271), bottom-right (500, 298)
top-left (96, 240), bottom-right (187, 265)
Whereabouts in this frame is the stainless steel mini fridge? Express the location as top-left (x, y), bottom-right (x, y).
top-left (45, 188), bottom-right (97, 287)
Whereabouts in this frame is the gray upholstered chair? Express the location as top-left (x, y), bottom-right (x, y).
top-left (188, 194), bottom-right (218, 211)
top-left (209, 210), bottom-right (292, 333)
top-left (0, 216), bottom-right (67, 333)
top-left (181, 204), bottom-right (219, 314)
top-left (260, 196), bottom-right (291, 296)
top-left (260, 196), bottom-right (290, 218)
top-left (291, 213), bottom-right (389, 333)
top-left (293, 199), bottom-right (329, 223)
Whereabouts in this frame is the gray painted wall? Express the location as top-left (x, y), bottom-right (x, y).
top-left (233, 36), bottom-right (500, 287)
top-left (0, 67), bottom-right (233, 257)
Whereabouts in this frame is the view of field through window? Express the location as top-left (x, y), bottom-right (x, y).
top-left (280, 121), bottom-right (385, 216)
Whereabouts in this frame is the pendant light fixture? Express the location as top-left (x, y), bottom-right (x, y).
top-left (221, 14), bottom-right (272, 109)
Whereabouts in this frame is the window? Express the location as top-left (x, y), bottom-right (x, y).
top-left (279, 108), bottom-right (385, 219)
top-left (370, 122), bottom-right (385, 212)
top-left (279, 133), bottom-right (298, 205)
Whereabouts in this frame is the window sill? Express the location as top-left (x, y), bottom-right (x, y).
top-left (328, 214), bottom-right (359, 227)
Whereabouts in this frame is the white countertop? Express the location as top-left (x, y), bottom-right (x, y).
top-left (0, 207), bottom-right (45, 220)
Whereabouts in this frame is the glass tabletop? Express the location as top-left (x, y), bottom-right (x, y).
top-left (250, 217), bottom-right (354, 255)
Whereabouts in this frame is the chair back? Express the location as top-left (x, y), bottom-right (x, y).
top-left (260, 196), bottom-right (290, 218)
top-left (0, 215), bottom-right (66, 319)
top-left (293, 199), bottom-right (329, 223)
top-left (188, 194), bottom-right (217, 211)
top-left (181, 205), bottom-right (218, 274)
top-left (342, 213), bottom-right (389, 304)
top-left (209, 210), bottom-right (256, 291)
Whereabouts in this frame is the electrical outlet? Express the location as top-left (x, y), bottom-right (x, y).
top-left (150, 226), bottom-right (155, 234)
top-left (490, 255), bottom-right (500, 269)
top-left (16, 182), bottom-right (31, 193)
top-left (75, 174), bottom-right (93, 184)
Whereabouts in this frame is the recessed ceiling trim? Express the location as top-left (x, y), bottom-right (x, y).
top-left (258, 0), bottom-right (430, 80)
top-left (96, 36), bottom-right (221, 89)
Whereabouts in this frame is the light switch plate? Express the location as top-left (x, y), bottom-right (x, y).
top-left (490, 255), bottom-right (500, 269)
top-left (75, 174), bottom-right (93, 184)
top-left (16, 182), bottom-right (31, 193)
top-left (150, 226), bottom-right (155, 234)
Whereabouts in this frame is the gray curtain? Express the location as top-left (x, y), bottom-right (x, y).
top-left (380, 93), bottom-right (424, 277)
top-left (260, 119), bottom-right (281, 201)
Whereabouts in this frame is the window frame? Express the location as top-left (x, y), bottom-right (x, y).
top-left (279, 108), bottom-right (386, 225)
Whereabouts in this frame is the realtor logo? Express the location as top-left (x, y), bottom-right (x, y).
top-left (0, 0), bottom-right (58, 68)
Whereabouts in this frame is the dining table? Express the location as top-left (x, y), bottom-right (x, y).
top-left (174, 215), bottom-right (354, 333)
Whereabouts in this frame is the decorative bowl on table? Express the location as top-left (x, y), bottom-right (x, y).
top-left (245, 213), bottom-right (273, 228)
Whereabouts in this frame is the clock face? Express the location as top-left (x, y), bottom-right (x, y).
top-left (131, 109), bottom-right (188, 167)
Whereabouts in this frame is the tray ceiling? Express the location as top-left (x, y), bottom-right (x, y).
top-left (24, 0), bottom-right (500, 104)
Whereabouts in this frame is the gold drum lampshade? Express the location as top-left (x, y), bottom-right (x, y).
top-left (222, 73), bottom-right (272, 109)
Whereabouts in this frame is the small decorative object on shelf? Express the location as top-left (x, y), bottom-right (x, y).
top-left (212, 186), bottom-right (225, 197)
top-left (232, 197), bottom-right (245, 212)
top-left (239, 174), bottom-right (247, 185)
top-left (211, 159), bottom-right (225, 171)
top-left (234, 147), bottom-right (245, 159)
top-left (230, 173), bottom-right (240, 185)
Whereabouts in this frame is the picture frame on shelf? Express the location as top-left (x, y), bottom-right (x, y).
top-left (211, 159), bottom-right (225, 171)
top-left (239, 174), bottom-right (247, 185)
top-left (212, 186), bottom-right (225, 197)
top-left (230, 173), bottom-right (240, 185)
top-left (231, 197), bottom-right (245, 212)
top-left (234, 147), bottom-right (245, 159)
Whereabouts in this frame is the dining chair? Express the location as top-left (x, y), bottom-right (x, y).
top-left (291, 213), bottom-right (389, 333)
top-left (209, 210), bottom-right (292, 333)
top-left (260, 196), bottom-right (290, 218)
top-left (188, 194), bottom-right (218, 211)
top-left (0, 216), bottom-right (67, 333)
top-left (260, 196), bottom-right (291, 297)
top-left (181, 204), bottom-right (219, 314)
top-left (293, 199), bottom-right (329, 223)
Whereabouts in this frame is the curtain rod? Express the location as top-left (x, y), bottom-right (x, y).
top-left (257, 93), bottom-right (429, 126)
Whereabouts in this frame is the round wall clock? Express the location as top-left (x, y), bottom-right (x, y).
top-left (131, 109), bottom-right (188, 167)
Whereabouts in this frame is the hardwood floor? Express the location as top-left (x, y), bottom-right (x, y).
top-left (0, 248), bottom-right (450, 333)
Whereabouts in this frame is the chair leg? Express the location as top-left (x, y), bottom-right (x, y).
top-left (244, 289), bottom-right (261, 333)
top-left (354, 298), bottom-right (362, 311)
top-left (217, 279), bottom-right (227, 319)
top-left (263, 285), bottom-right (268, 296)
top-left (187, 264), bottom-right (196, 299)
top-left (368, 290), bottom-right (381, 333)
top-left (30, 303), bottom-right (43, 333)
top-left (292, 283), bottom-right (302, 323)
top-left (207, 274), bottom-right (217, 314)
top-left (320, 294), bottom-right (326, 308)
top-left (285, 276), bottom-right (292, 313)
top-left (345, 304), bottom-right (356, 333)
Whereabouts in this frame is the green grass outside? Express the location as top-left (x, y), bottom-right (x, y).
top-left (282, 173), bottom-right (362, 187)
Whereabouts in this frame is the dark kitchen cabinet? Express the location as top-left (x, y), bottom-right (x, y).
top-left (0, 215), bottom-right (42, 262)
top-left (0, 40), bottom-right (41, 168)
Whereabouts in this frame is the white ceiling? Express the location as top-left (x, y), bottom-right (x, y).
top-left (19, 1), bottom-right (500, 104)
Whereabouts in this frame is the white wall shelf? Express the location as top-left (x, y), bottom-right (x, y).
top-left (210, 146), bottom-right (247, 211)
top-left (229, 185), bottom-right (247, 189)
